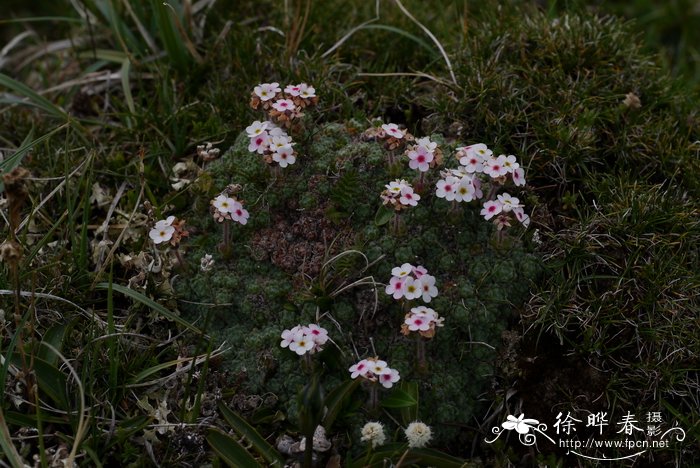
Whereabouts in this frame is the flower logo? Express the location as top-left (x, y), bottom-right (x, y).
top-left (502, 414), bottom-right (540, 434)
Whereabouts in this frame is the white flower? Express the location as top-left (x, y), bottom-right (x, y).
top-left (463, 143), bottom-right (492, 160)
top-left (454, 177), bottom-right (475, 202)
top-left (368, 359), bottom-right (390, 376)
top-left (213, 194), bottom-right (237, 214)
top-left (245, 120), bottom-right (268, 137)
top-left (399, 187), bottom-right (420, 206)
top-left (496, 193), bottom-right (521, 212)
top-left (149, 223), bottom-right (175, 244)
top-left (280, 325), bottom-right (303, 348)
top-left (415, 136), bottom-right (437, 152)
top-left (360, 422), bottom-right (386, 448)
top-left (272, 99), bottom-right (295, 112)
top-left (381, 123), bottom-right (404, 139)
top-left (436, 177), bottom-right (458, 200)
top-left (502, 155), bottom-right (519, 173)
top-left (270, 135), bottom-right (293, 151)
top-left (481, 200), bottom-right (503, 220)
top-left (254, 82), bottom-right (281, 101)
top-left (272, 145), bottom-right (296, 168)
top-left (385, 180), bottom-right (406, 194)
top-left (298, 83), bottom-right (316, 98)
top-left (289, 332), bottom-right (314, 355)
top-left (403, 277), bottom-right (421, 300)
top-left (154, 216), bottom-right (175, 228)
top-left (405, 421), bottom-right (432, 448)
top-left (391, 263), bottom-right (414, 278)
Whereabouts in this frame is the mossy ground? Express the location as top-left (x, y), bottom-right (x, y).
top-left (1, 1), bottom-right (698, 466)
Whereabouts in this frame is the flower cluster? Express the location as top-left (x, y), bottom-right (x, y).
top-left (481, 192), bottom-right (530, 229)
top-left (245, 120), bottom-right (297, 168)
top-left (401, 306), bottom-right (444, 338)
top-left (280, 324), bottom-right (329, 356)
top-left (250, 82), bottom-right (318, 128)
top-left (149, 216), bottom-right (188, 247)
top-left (405, 421), bottom-right (432, 448)
top-left (211, 193), bottom-right (249, 225)
top-left (436, 143), bottom-right (531, 228)
top-left (349, 357), bottom-right (400, 389)
top-left (385, 263), bottom-right (438, 303)
top-left (380, 180), bottom-right (420, 211)
top-left (405, 136), bottom-right (442, 173)
top-left (245, 82), bottom-right (317, 168)
top-left (360, 422), bottom-right (386, 448)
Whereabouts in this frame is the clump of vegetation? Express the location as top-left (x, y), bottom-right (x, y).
top-left (1, 0), bottom-right (698, 466)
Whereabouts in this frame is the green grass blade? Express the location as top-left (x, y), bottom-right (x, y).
top-left (206, 429), bottom-right (261, 468)
top-left (322, 378), bottom-right (361, 430)
top-left (0, 124), bottom-right (69, 192)
top-left (150, 0), bottom-right (192, 71)
top-left (0, 409), bottom-right (25, 468)
top-left (96, 282), bottom-right (201, 334)
top-left (218, 402), bottom-right (285, 467)
top-left (0, 73), bottom-right (68, 119)
top-left (120, 58), bottom-right (136, 123)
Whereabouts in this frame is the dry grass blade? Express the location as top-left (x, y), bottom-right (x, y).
top-left (391, 0), bottom-right (458, 86)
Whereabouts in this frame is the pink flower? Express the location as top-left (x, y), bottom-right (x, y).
top-left (381, 123), bottom-right (404, 139)
top-left (412, 265), bottom-right (428, 278)
top-left (484, 155), bottom-right (509, 178)
top-left (513, 207), bottom-right (531, 227)
top-left (349, 359), bottom-right (371, 379)
top-left (379, 368), bottom-right (400, 389)
top-left (229, 201), bottom-right (249, 225)
top-left (272, 99), bottom-right (295, 112)
top-left (512, 167), bottom-right (526, 187)
top-left (481, 200), bottom-right (503, 220)
top-left (306, 324), bottom-right (329, 346)
top-left (436, 177), bottom-right (458, 201)
top-left (284, 84), bottom-right (301, 96)
top-left (385, 276), bottom-right (406, 300)
top-left (408, 145), bottom-right (434, 172)
top-left (272, 145), bottom-right (296, 168)
top-left (248, 133), bottom-right (270, 154)
top-left (399, 187), bottom-right (420, 206)
top-left (416, 275), bottom-right (438, 303)
top-left (406, 314), bottom-right (431, 332)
